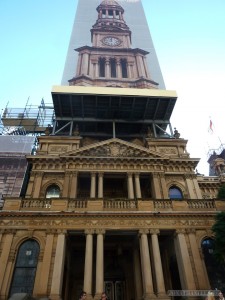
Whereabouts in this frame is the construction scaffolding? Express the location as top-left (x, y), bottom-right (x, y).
top-left (0, 98), bottom-right (54, 136)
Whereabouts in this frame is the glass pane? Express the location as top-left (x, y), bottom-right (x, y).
top-left (169, 187), bottom-right (183, 199)
top-left (10, 240), bottom-right (40, 296)
top-left (46, 185), bottom-right (60, 198)
top-left (16, 240), bottom-right (40, 267)
top-left (10, 268), bottom-right (36, 295)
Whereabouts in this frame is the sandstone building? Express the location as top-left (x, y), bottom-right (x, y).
top-left (1, 1), bottom-right (225, 299)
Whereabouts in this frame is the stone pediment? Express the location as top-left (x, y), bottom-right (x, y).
top-left (61, 138), bottom-right (167, 159)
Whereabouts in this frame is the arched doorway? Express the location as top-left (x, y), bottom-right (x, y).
top-left (9, 239), bottom-right (40, 296)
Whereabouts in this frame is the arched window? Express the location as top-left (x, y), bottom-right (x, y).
top-left (46, 184), bottom-right (60, 198)
top-left (9, 239), bottom-right (40, 296)
top-left (110, 58), bottom-right (117, 78)
top-left (201, 238), bottom-right (225, 290)
top-left (121, 59), bottom-right (128, 78)
top-left (169, 186), bottom-right (183, 200)
top-left (99, 57), bottom-right (105, 77)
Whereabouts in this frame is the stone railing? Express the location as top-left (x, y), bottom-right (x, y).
top-left (21, 199), bottom-right (52, 209)
top-left (68, 200), bottom-right (87, 210)
top-left (1, 197), bottom-right (225, 212)
top-left (187, 200), bottom-right (216, 209)
top-left (154, 200), bottom-right (172, 210)
top-left (104, 199), bottom-right (137, 210)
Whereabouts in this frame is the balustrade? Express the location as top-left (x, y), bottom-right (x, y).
top-left (188, 200), bottom-right (215, 209)
top-left (104, 199), bottom-right (137, 210)
top-left (22, 199), bottom-right (51, 209)
top-left (3, 197), bottom-right (222, 212)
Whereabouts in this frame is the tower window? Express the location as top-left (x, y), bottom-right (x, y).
top-left (46, 184), bottom-right (60, 198)
top-left (169, 186), bottom-right (183, 200)
top-left (99, 58), bottom-right (106, 77)
top-left (121, 59), bottom-right (128, 78)
top-left (110, 58), bottom-right (117, 78)
top-left (102, 9), bottom-right (106, 18)
top-left (108, 10), bottom-right (113, 18)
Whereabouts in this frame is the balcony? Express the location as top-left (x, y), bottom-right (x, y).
top-left (1, 197), bottom-right (225, 213)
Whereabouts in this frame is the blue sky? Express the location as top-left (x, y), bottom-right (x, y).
top-left (0, 0), bottom-right (225, 175)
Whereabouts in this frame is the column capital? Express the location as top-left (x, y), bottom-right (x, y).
top-left (85, 229), bottom-right (95, 235)
top-left (186, 228), bottom-right (196, 234)
top-left (56, 229), bottom-right (67, 235)
top-left (175, 229), bottom-right (186, 235)
top-left (35, 171), bottom-right (44, 177)
top-left (46, 229), bottom-right (58, 235)
top-left (95, 229), bottom-right (105, 235)
top-left (98, 172), bottom-right (104, 177)
top-left (4, 229), bottom-right (16, 235)
top-left (150, 229), bottom-right (160, 235)
top-left (91, 172), bottom-right (97, 176)
top-left (139, 229), bottom-right (149, 235)
top-left (134, 172), bottom-right (140, 177)
top-left (127, 172), bottom-right (133, 177)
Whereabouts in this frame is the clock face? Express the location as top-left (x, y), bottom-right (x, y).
top-left (102, 36), bottom-right (121, 46)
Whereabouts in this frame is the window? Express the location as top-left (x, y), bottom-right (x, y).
top-left (46, 184), bottom-right (60, 198)
top-left (110, 58), bottom-right (117, 78)
top-left (121, 59), bottom-right (127, 78)
top-left (9, 239), bottom-right (40, 296)
top-left (99, 58), bottom-right (106, 77)
top-left (169, 186), bottom-right (183, 199)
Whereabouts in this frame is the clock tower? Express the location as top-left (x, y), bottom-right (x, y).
top-left (69, 0), bottom-right (159, 89)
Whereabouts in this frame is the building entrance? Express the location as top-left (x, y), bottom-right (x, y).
top-left (105, 281), bottom-right (125, 300)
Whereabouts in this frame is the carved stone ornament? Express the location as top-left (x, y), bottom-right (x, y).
top-left (0, 217), bottom-right (215, 229)
top-left (158, 147), bottom-right (178, 155)
top-left (49, 145), bottom-right (69, 153)
top-left (67, 138), bottom-right (163, 159)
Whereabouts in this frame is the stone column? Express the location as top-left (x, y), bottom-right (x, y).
top-left (127, 173), bottom-right (134, 199)
top-left (76, 53), bottom-right (82, 75)
top-left (116, 58), bottom-right (122, 78)
top-left (174, 229), bottom-right (196, 290)
top-left (150, 229), bottom-right (167, 298)
top-left (133, 248), bottom-right (143, 300)
top-left (90, 172), bottom-right (96, 199)
top-left (105, 58), bottom-right (110, 78)
top-left (152, 173), bottom-right (162, 199)
top-left (134, 173), bottom-right (142, 199)
top-left (37, 231), bottom-right (54, 296)
top-left (84, 230), bottom-right (94, 296)
top-left (159, 173), bottom-right (168, 199)
top-left (0, 230), bottom-right (15, 292)
top-left (95, 229), bottom-right (105, 299)
top-left (96, 61), bottom-right (99, 78)
top-left (0, 229), bottom-right (3, 244)
top-left (185, 174), bottom-right (195, 199)
top-left (81, 52), bottom-right (89, 75)
top-left (187, 229), bottom-right (209, 289)
top-left (192, 176), bottom-right (202, 199)
top-left (70, 172), bottom-right (78, 199)
top-left (50, 231), bottom-right (66, 300)
top-left (136, 54), bottom-right (145, 77)
top-left (127, 63), bottom-right (132, 79)
top-left (98, 172), bottom-right (104, 199)
top-left (139, 230), bottom-right (155, 300)
top-left (33, 171), bottom-right (44, 198)
top-left (143, 57), bottom-right (150, 78)
top-left (63, 171), bottom-right (71, 198)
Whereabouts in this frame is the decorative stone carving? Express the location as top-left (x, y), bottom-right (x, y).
top-left (70, 139), bottom-right (162, 159)
top-left (49, 146), bottom-right (69, 153)
top-left (158, 147), bottom-right (178, 155)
